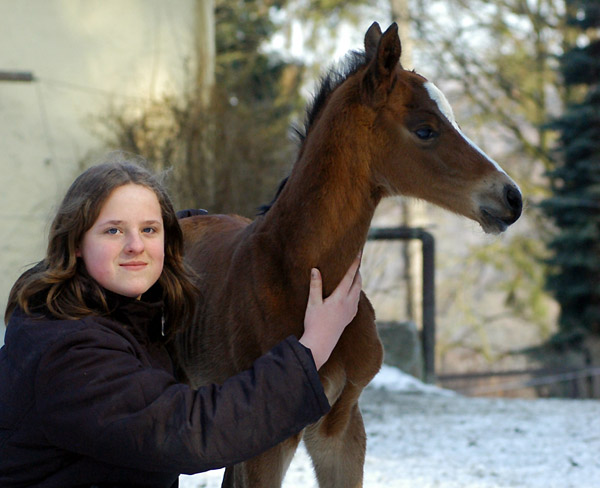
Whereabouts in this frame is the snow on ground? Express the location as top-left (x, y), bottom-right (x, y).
top-left (180, 365), bottom-right (600, 488)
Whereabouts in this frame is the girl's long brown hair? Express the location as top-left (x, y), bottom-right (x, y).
top-left (5, 153), bottom-right (198, 338)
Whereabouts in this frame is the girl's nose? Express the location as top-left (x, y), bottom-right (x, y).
top-left (125, 232), bottom-right (144, 254)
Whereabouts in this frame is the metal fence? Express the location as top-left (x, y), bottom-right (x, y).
top-left (438, 366), bottom-right (600, 398)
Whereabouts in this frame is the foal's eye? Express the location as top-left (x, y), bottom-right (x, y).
top-left (415, 128), bottom-right (437, 140)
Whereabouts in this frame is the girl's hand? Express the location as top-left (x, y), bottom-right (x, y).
top-left (299, 254), bottom-right (362, 370)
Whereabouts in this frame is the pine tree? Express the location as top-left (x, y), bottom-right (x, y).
top-left (541, 0), bottom-right (600, 345)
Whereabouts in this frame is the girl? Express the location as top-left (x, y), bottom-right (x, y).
top-left (0, 156), bottom-right (362, 487)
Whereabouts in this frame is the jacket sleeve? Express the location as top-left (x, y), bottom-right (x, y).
top-left (34, 325), bottom-right (330, 474)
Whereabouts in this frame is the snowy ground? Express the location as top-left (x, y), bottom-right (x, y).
top-left (180, 366), bottom-right (600, 488)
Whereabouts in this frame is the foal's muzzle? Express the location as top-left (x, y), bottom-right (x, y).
top-left (479, 183), bottom-right (523, 234)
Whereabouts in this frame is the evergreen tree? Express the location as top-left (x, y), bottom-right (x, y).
top-left (541, 0), bottom-right (600, 345)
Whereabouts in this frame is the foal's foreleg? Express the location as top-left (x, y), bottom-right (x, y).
top-left (303, 386), bottom-right (366, 488)
top-left (220, 433), bottom-right (302, 488)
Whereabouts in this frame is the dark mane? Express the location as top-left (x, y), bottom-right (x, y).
top-left (295, 50), bottom-right (368, 144)
top-left (258, 50), bottom-right (368, 216)
top-left (257, 176), bottom-right (288, 215)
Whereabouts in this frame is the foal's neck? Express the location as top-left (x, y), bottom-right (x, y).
top-left (259, 111), bottom-right (381, 295)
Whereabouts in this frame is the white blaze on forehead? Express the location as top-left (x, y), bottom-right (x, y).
top-left (424, 81), bottom-right (459, 129)
top-left (424, 81), bottom-right (510, 178)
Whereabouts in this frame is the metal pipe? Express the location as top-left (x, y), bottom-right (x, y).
top-left (0, 71), bottom-right (35, 82)
top-left (368, 226), bottom-right (436, 383)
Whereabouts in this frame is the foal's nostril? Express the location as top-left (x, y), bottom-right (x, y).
top-left (504, 185), bottom-right (523, 218)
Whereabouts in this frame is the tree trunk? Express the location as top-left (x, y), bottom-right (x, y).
top-left (192, 0), bottom-right (216, 208)
top-left (390, 0), bottom-right (428, 329)
top-left (195, 0), bottom-right (215, 107)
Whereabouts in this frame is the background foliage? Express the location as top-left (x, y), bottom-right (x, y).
top-left (95, 0), bottom-right (305, 217)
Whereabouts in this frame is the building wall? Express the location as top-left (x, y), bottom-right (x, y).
top-left (0, 0), bottom-right (194, 343)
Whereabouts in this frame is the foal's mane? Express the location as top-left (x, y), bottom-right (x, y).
top-left (258, 50), bottom-right (368, 215)
top-left (295, 50), bottom-right (367, 144)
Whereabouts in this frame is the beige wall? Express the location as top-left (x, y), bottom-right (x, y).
top-left (0, 0), bottom-right (194, 343)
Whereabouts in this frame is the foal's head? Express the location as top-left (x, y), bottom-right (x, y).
top-left (327, 22), bottom-right (523, 233)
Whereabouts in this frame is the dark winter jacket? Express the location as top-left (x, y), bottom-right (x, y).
top-left (0, 290), bottom-right (330, 487)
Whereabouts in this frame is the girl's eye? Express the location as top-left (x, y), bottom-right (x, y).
top-left (106, 228), bottom-right (120, 235)
top-left (142, 227), bottom-right (157, 234)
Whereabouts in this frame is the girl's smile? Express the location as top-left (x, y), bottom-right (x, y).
top-left (120, 261), bottom-right (148, 269)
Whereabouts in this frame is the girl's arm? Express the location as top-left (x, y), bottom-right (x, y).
top-left (35, 328), bottom-right (328, 475)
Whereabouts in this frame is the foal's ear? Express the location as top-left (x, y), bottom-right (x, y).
top-left (364, 22), bottom-right (383, 60)
top-left (364, 22), bottom-right (402, 85)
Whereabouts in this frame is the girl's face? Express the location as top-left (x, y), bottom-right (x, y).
top-left (78, 184), bottom-right (165, 298)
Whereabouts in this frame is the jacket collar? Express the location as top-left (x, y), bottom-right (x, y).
top-left (103, 284), bottom-right (165, 344)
